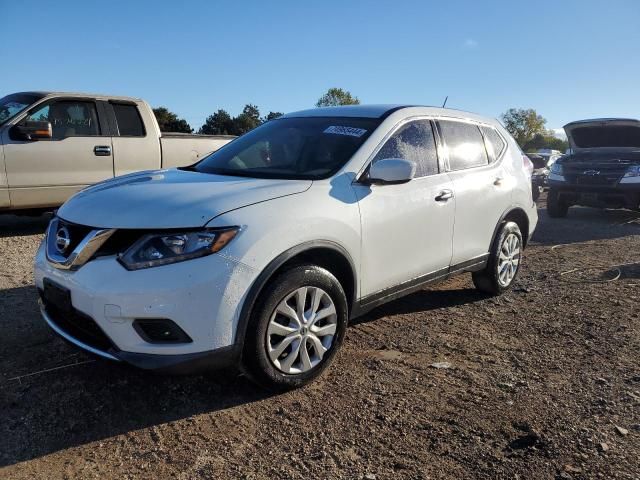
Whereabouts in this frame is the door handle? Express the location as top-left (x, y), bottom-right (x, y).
top-left (435, 189), bottom-right (454, 202)
top-left (493, 177), bottom-right (504, 186)
top-left (94, 145), bottom-right (111, 156)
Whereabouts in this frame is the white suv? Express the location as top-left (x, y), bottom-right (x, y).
top-left (34, 105), bottom-right (537, 388)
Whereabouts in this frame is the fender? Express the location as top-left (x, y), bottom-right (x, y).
top-left (489, 205), bottom-right (530, 251)
top-left (233, 240), bottom-right (358, 353)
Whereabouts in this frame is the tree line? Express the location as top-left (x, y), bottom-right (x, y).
top-left (153, 88), bottom-right (567, 152)
top-left (153, 87), bottom-right (358, 135)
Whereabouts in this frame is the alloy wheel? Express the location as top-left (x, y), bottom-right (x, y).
top-left (266, 286), bottom-right (338, 374)
top-left (497, 233), bottom-right (521, 287)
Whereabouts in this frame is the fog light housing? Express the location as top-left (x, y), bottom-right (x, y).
top-left (133, 319), bottom-right (193, 344)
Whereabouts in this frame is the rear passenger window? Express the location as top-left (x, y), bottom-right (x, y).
top-left (372, 120), bottom-right (438, 177)
top-left (439, 120), bottom-right (488, 170)
top-left (480, 126), bottom-right (506, 162)
top-left (112, 103), bottom-right (145, 137)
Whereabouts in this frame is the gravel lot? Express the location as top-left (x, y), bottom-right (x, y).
top-left (1, 196), bottom-right (639, 479)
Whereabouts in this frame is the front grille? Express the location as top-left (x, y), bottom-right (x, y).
top-left (93, 229), bottom-right (145, 258)
top-left (40, 290), bottom-right (115, 352)
top-left (56, 219), bottom-right (94, 257)
top-left (563, 161), bottom-right (631, 187)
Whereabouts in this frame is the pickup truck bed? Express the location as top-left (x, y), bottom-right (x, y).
top-left (160, 133), bottom-right (234, 168)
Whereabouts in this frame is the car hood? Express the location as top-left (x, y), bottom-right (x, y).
top-left (57, 168), bottom-right (312, 229)
top-left (564, 118), bottom-right (640, 153)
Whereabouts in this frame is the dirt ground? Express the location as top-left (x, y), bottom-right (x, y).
top-left (1, 195), bottom-right (639, 479)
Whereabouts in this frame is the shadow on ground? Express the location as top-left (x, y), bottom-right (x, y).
top-left (0, 282), bottom-right (485, 467)
top-left (0, 213), bottom-right (51, 238)
top-left (531, 204), bottom-right (640, 246)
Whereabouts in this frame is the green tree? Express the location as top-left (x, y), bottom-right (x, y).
top-left (523, 133), bottom-right (569, 152)
top-left (315, 88), bottom-right (360, 107)
top-left (500, 108), bottom-right (546, 147)
top-left (263, 111), bottom-right (283, 122)
top-left (232, 104), bottom-right (262, 135)
top-left (199, 109), bottom-right (234, 135)
top-left (152, 107), bottom-right (192, 133)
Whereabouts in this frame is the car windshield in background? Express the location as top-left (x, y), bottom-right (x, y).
top-left (0, 93), bottom-right (44, 126)
top-left (192, 116), bottom-right (381, 179)
top-left (571, 125), bottom-right (640, 148)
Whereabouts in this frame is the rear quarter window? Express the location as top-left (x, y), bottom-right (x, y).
top-left (112, 103), bottom-right (145, 137)
top-left (480, 126), bottom-right (506, 162)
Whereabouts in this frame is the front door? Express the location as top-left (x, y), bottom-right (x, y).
top-left (352, 119), bottom-right (455, 298)
top-left (3, 98), bottom-right (114, 208)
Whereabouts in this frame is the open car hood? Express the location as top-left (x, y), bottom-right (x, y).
top-left (564, 118), bottom-right (640, 153)
top-left (57, 168), bottom-right (312, 229)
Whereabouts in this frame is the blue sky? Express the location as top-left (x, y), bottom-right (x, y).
top-left (1, 0), bottom-right (639, 135)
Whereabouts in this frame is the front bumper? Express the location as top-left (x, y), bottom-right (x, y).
top-left (34, 240), bottom-right (257, 371)
top-left (40, 305), bottom-right (238, 372)
top-left (548, 179), bottom-right (640, 208)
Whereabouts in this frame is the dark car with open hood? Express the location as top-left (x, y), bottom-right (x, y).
top-left (547, 118), bottom-right (640, 217)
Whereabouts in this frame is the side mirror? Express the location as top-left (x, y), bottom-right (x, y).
top-left (10, 121), bottom-right (52, 141)
top-left (367, 158), bottom-right (416, 185)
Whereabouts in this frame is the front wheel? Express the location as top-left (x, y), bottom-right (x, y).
top-left (547, 189), bottom-right (569, 218)
top-left (242, 264), bottom-right (348, 390)
top-left (472, 221), bottom-right (523, 295)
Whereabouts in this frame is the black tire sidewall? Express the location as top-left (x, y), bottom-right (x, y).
top-left (483, 221), bottom-right (523, 294)
top-left (547, 189), bottom-right (569, 217)
top-left (243, 264), bottom-right (348, 389)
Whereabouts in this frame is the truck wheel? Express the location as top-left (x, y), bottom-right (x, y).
top-left (243, 264), bottom-right (348, 390)
top-left (472, 221), bottom-right (522, 296)
top-left (547, 189), bottom-right (569, 218)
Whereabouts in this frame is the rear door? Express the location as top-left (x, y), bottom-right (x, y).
top-left (3, 98), bottom-right (114, 208)
top-left (107, 101), bottom-right (160, 176)
top-left (353, 119), bottom-right (455, 299)
top-left (437, 119), bottom-right (512, 266)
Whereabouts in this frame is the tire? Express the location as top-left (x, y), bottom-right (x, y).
top-left (532, 185), bottom-right (541, 202)
top-left (472, 221), bottom-right (523, 296)
top-left (547, 189), bottom-right (569, 218)
top-left (242, 264), bottom-right (348, 390)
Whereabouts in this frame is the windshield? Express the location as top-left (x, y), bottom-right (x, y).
top-left (571, 125), bottom-right (640, 149)
top-left (0, 93), bottom-right (44, 126)
top-left (192, 116), bottom-right (381, 179)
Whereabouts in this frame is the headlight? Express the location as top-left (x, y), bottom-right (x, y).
top-left (118, 227), bottom-right (239, 270)
top-left (623, 165), bottom-right (640, 177)
top-left (550, 162), bottom-right (563, 174)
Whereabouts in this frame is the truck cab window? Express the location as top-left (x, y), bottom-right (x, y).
top-left (27, 101), bottom-right (101, 138)
top-left (112, 103), bottom-right (145, 137)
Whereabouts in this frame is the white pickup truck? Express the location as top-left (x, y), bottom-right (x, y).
top-left (0, 92), bottom-right (234, 213)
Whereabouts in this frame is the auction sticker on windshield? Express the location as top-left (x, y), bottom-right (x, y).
top-left (323, 126), bottom-right (367, 137)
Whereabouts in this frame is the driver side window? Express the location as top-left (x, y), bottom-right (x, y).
top-left (26, 100), bottom-right (101, 139)
top-left (372, 120), bottom-right (439, 178)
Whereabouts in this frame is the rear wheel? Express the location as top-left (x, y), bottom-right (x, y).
top-left (472, 221), bottom-right (522, 295)
top-left (243, 264), bottom-right (348, 390)
top-left (547, 189), bottom-right (569, 218)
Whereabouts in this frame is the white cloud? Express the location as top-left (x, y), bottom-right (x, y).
top-left (551, 128), bottom-right (567, 140)
top-left (463, 38), bottom-right (478, 49)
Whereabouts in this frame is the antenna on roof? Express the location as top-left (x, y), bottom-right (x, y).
top-left (442, 96), bottom-right (448, 108)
